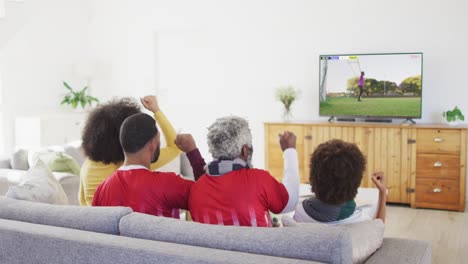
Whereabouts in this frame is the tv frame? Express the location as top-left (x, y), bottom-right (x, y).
top-left (318, 52), bottom-right (423, 120)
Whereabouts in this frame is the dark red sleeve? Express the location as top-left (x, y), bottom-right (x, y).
top-left (186, 148), bottom-right (206, 181)
top-left (257, 170), bottom-right (289, 214)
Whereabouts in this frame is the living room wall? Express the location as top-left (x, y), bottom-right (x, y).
top-left (0, 0), bottom-right (90, 153)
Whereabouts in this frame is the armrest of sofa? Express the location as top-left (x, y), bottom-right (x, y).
top-left (365, 238), bottom-right (431, 264)
top-left (0, 156), bottom-right (12, 169)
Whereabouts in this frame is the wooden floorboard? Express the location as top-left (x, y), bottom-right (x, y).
top-left (386, 205), bottom-right (468, 263)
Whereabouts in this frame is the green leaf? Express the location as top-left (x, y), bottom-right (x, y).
top-left (63, 81), bottom-right (73, 92)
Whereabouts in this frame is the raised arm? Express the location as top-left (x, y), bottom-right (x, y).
top-left (140, 95), bottom-right (182, 170)
top-left (371, 172), bottom-right (387, 223)
top-left (175, 134), bottom-right (206, 180)
top-left (279, 131), bottom-right (300, 213)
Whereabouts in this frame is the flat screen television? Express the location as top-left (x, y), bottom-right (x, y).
top-left (319, 52), bottom-right (423, 120)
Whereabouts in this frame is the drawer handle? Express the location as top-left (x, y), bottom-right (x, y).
top-left (434, 137), bottom-right (444, 142)
top-left (433, 187), bottom-right (442, 193)
top-left (433, 161), bottom-right (443, 167)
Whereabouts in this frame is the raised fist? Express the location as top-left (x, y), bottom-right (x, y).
top-left (175, 134), bottom-right (197, 153)
top-left (279, 131), bottom-right (296, 151)
top-left (140, 95), bottom-right (160, 113)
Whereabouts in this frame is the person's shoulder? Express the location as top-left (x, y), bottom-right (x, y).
top-left (247, 168), bottom-right (276, 180)
top-left (156, 171), bottom-right (193, 182)
top-left (155, 171), bottom-right (177, 178)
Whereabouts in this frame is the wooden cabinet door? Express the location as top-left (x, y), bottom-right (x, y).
top-left (303, 125), bottom-right (357, 185)
top-left (264, 124), bottom-right (305, 182)
top-left (361, 127), bottom-right (415, 204)
top-left (304, 125), bottom-right (414, 204)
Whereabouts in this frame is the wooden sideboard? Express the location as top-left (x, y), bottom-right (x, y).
top-left (264, 122), bottom-right (467, 211)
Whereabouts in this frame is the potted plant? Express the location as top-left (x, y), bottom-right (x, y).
top-left (60, 81), bottom-right (99, 110)
top-left (276, 86), bottom-right (300, 122)
top-left (443, 106), bottom-right (464, 125)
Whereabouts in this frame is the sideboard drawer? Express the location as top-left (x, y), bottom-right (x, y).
top-left (415, 178), bottom-right (459, 206)
top-left (416, 129), bottom-right (461, 154)
top-left (416, 154), bottom-right (460, 180)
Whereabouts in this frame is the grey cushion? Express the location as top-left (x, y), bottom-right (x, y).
top-left (0, 156), bottom-right (12, 169)
top-left (63, 144), bottom-right (85, 166)
top-left (365, 238), bottom-right (432, 264)
top-left (0, 196), bottom-right (132, 235)
top-left (0, 218), bottom-right (317, 264)
top-left (53, 173), bottom-right (80, 205)
top-left (10, 149), bottom-right (29, 170)
top-left (120, 212), bottom-right (352, 264)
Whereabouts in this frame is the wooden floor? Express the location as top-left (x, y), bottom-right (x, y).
top-left (385, 205), bottom-right (468, 264)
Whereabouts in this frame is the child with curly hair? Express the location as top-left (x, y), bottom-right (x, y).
top-left (293, 139), bottom-right (386, 224)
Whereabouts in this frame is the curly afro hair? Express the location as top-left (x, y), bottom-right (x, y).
top-left (81, 98), bottom-right (141, 164)
top-left (310, 139), bottom-right (366, 205)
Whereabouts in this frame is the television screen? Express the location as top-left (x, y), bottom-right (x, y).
top-left (319, 53), bottom-right (423, 119)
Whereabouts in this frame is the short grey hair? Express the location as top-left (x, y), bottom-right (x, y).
top-left (207, 116), bottom-right (252, 160)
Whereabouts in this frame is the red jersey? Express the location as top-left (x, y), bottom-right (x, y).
top-left (92, 168), bottom-right (193, 219)
top-left (188, 168), bottom-right (289, 227)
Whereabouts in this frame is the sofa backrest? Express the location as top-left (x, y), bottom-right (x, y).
top-left (119, 213), bottom-right (353, 264)
top-left (0, 196), bottom-right (132, 235)
top-left (0, 218), bottom-right (318, 264)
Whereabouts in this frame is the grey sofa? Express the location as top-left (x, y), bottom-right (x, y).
top-left (0, 196), bottom-right (431, 264)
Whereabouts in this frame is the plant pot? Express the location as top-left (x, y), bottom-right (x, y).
top-left (445, 117), bottom-right (462, 126)
top-left (447, 120), bottom-right (460, 126)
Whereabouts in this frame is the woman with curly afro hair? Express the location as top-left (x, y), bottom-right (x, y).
top-left (293, 139), bottom-right (387, 224)
top-left (79, 95), bottom-right (181, 206)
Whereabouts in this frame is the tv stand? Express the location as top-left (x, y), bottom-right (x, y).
top-left (402, 118), bottom-right (416, 124)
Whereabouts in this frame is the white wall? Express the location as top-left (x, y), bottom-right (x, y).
top-left (87, 0), bottom-right (468, 169)
top-left (0, 0), bottom-right (91, 153)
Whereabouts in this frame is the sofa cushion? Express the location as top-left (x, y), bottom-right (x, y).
top-left (0, 196), bottom-right (132, 235)
top-left (0, 169), bottom-right (25, 195)
top-left (28, 150), bottom-right (81, 176)
top-left (365, 238), bottom-right (432, 264)
top-left (119, 212), bottom-right (353, 264)
top-left (0, 168), bottom-right (80, 205)
top-left (5, 160), bottom-right (69, 205)
top-left (11, 149), bottom-right (29, 170)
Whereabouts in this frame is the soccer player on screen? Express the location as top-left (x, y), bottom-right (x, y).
top-left (358, 71), bottom-right (365, 102)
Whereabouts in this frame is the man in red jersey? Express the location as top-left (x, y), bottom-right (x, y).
top-left (92, 113), bottom-right (194, 219)
top-left (188, 116), bottom-right (299, 227)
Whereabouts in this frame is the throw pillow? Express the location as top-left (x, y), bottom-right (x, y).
top-left (281, 215), bottom-right (384, 264)
top-left (6, 160), bottom-right (69, 205)
top-left (11, 149), bottom-right (29, 170)
top-left (28, 150), bottom-right (81, 176)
